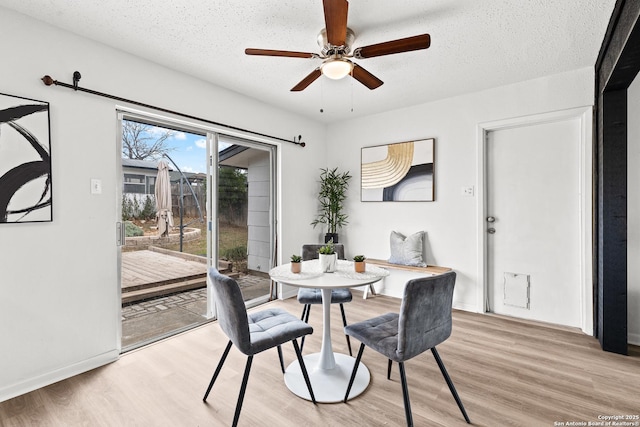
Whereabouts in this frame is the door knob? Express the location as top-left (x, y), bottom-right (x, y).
top-left (486, 216), bottom-right (496, 223)
top-left (487, 228), bottom-right (496, 234)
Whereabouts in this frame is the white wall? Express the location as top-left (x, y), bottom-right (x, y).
top-left (0, 7), bottom-right (326, 402)
top-left (628, 74), bottom-right (640, 345)
top-left (326, 67), bottom-right (594, 312)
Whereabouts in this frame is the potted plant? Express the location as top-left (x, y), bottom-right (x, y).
top-left (290, 254), bottom-right (302, 273)
top-left (311, 167), bottom-right (352, 243)
top-left (353, 255), bottom-right (366, 273)
top-left (318, 239), bottom-right (337, 273)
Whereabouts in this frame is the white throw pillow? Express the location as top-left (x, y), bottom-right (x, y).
top-left (388, 231), bottom-right (427, 267)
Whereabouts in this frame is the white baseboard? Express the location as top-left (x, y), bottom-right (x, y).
top-left (0, 349), bottom-right (119, 403)
top-left (628, 332), bottom-right (640, 346)
top-left (453, 301), bottom-right (479, 312)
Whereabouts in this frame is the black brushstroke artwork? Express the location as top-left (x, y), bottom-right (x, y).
top-left (0, 97), bottom-right (51, 223)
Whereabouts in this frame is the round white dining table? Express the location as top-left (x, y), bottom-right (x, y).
top-left (269, 259), bottom-right (389, 403)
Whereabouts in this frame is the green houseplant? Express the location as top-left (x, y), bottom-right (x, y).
top-left (318, 240), bottom-right (335, 255)
top-left (318, 239), bottom-right (337, 272)
top-left (290, 254), bottom-right (302, 273)
top-left (311, 167), bottom-right (352, 243)
top-left (353, 255), bottom-right (366, 273)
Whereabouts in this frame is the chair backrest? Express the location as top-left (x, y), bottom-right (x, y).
top-left (302, 243), bottom-right (345, 261)
top-left (208, 268), bottom-right (252, 355)
top-left (397, 271), bottom-right (456, 361)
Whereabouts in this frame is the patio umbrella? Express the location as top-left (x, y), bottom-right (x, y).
top-left (155, 160), bottom-right (173, 237)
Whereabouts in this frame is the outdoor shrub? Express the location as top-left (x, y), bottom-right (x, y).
top-left (122, 195), bottom-right (134, 221)
top-left (224, 245), bottom-right (247, 261)
top-left (132, 197), bottom-right (141, 219)
top-left (224, 245), bottom-right (248, 274)
top-left (140, 195), bottom-right (156, 220)
top-left (125, 220), bottom-right (144, 237)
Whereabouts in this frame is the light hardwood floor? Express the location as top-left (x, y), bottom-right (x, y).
top-left (1, 294), bottom-right (639, 426)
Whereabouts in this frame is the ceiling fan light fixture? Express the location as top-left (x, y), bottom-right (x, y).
top-left (321, 58), bottom-right (353, 80)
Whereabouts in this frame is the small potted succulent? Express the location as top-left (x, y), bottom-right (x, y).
top-left (318, 239), bottom-right (337, 273)
top-left (353, 255), bottom-right (366, 273)
top-left (290, 254), bottom-right (302, 273)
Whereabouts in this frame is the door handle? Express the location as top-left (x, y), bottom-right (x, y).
top-left (486, 216), bottom-right (496, 223)
top-left (487, 228), bottom-right (496, 234)
top-left (116, 222), bottom-right (125, 246)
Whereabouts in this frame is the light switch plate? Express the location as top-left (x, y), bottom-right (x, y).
top-left (91, 178), bottom-right (102, 194)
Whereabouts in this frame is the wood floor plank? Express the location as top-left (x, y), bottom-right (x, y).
top-left (1, 294), bottom-right (638, 426)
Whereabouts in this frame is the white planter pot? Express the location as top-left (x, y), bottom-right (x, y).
top-left (319, 253), bottom-right (337, 273)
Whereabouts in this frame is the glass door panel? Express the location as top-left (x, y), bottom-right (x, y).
top-left (119, 116), bottom-right (210, 351)
top-left (217, 136), bottom-right (275, 307)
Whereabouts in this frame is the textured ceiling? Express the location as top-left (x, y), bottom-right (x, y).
top-left (0, 0), bottom-right (615, 123)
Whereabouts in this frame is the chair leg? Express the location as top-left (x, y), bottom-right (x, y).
top-left (231, 355), bottom-right (253, 427)
top-left (387, 359), bottom-right (393, 380)
top-left (300, 304), bottom-right (311, 352)
top-left (398, 361), bottom-right (413, 427)
top-left (277, 345), bottom-right (285, 374)
top-left (292, 338), bottom-right (317, 404)
top-left (431, 347), bottom-right (471, 424)
top-left (339, 303), bottom-right (353, 356)
top-left (343, 343), bottom-right (365, 402)
top-left (203, 340), bottom-right (233, 401)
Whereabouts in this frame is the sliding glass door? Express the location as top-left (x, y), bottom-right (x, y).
top-left (117, 112), bottom-right (277, 351)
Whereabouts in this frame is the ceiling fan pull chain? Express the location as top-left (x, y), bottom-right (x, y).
top-left (320, 78), bottom-right (325, 113)
top-left (350, 72), bottom-right (354, 113)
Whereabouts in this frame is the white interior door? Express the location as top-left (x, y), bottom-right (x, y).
top-left (486, 118), bottom-right (582, 327)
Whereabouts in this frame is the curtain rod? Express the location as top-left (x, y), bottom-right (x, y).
top-left (41, 72), bottom-right (305, 147)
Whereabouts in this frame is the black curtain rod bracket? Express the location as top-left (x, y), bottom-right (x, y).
top-left (41, 72), bottom-right (305, 147)
top-left (72, 71), bottom-right (81, 90)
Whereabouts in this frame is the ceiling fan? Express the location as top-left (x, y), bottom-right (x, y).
top-left (245, 0), bottom-right (431, 91)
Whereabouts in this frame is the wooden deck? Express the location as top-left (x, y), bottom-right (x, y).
top-left (121, 248), bottom-right (230, 304)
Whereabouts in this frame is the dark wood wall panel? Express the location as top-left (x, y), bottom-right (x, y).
top-left (595, 0), bottom-right (640, 354)
top-left (598, 89), bottom-right (628, 354)
top-left (597, 0), bottom-right (640, 90)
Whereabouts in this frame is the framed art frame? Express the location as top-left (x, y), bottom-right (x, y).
top-left (361, 138), bottom-right (434, 202)
top-left (0, 92), bottom-right (52, 223)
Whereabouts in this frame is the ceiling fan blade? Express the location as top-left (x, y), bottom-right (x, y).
top-left (351, 63), bottom-right (384, 90)
top-left (245, 48), bottom-right (316, 58)
top-left (354, 34), bottom-right (431, 59)
top-left (291, 68), bottom-right (322, 91)
top-left (323, 0), bottom-right (349, 46)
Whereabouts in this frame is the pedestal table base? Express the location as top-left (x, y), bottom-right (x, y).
top-left (284, 352), bottom-right (370, 403)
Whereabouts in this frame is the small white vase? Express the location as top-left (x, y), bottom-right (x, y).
top-left (319, 253), bottom-right (337, 273)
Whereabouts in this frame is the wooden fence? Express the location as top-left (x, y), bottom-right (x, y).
top-left (170, 182), bottom-right (247, 225)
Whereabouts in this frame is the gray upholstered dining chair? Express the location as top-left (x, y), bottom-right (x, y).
top-left (203, 268), bottom-right (316, 427)
top-left (297, 243), bottom-right (353, 356)
top-left (343, 271), bottom-right (470, 426)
